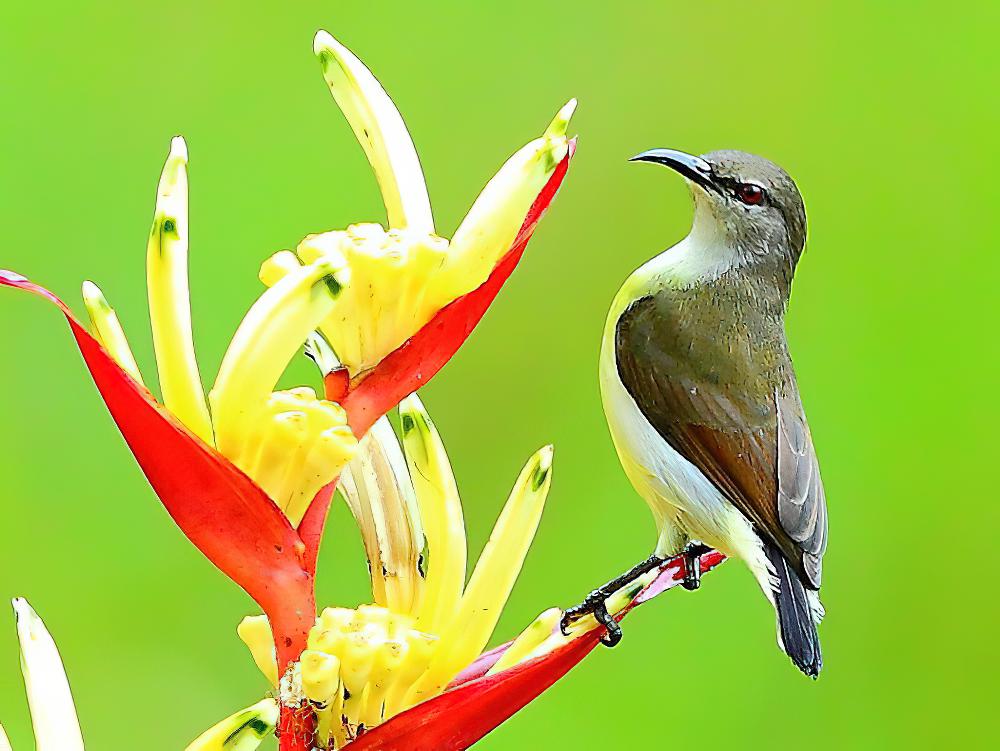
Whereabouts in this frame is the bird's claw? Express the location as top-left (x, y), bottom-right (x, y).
top-left (681, 541), bottom-right (712, 591)
top-left (560, 590), bottom-right (623, 647)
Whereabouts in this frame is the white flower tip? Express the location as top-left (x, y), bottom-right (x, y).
top-left (12, 596), bottom-right (31, 620)
top-left (545, 98), bottom-right (578, 139)
top-left (531, 444), bottom-right (554, 490)
top-left (539, 444), bottom-right (554, 465)
top-left (80, 280), bottom-right (100, 301)
top-left (12, 597), bottom-right (44, 649)
top-left (313, 29), bottom-right (338, 58)
top-left (169, 135), bottom-right (189, 163)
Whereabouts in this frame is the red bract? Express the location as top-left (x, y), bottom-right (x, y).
top-left (0, 270), bottom-right (316, 664)
top-left (342, 550), bottom-right (726, 751)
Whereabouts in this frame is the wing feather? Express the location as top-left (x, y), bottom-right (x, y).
top-left (615, 296), bottom-right (827, 588)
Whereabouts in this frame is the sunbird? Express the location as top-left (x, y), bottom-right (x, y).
top-left (563, 149), bottom-right (828, 677)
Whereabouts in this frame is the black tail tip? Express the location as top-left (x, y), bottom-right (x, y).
top-left (797, 653), bottom-right (822, 679)
top-left (765, 543), bottom-right (823, 679)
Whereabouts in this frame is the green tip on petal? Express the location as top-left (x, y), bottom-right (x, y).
top-left (184, 698), bottom-right (278, 750)
top-left (81, 280), bottom-right (108, 312)
top-left (398, 394), bottom-right (427, 438)
top-left (545, 99), bottom-right (577, 139)
top-left (531, 445), bottom-right (554, 490)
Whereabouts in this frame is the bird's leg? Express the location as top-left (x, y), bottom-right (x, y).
top-left (681, 541), bottom-right (713, 591)
top-left (560, 553), bottom-right (666, 646)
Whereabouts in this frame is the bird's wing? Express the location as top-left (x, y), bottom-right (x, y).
top-left (615, 296), bottom-right (827, 588)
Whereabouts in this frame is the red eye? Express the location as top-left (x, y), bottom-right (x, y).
top-left (736, 183), bottom-right (765, 205)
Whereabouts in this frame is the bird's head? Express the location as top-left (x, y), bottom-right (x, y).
top-left (631, 148), bottom-right (807, 284)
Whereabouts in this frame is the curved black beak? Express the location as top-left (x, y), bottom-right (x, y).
top-left (629, 148), bottom-right (722, 195)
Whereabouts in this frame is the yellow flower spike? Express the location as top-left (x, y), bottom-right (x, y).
top-left (340, 630), bottom-right (378, 727)
top-left (406, 445), bottom-right (553, 704)
top-left (341, 417), bottom-right (425, 617)
top-left (146, 136), bottom-right (214, 446)
top-left (184, 698), bottom-right (278, 751)
top-left (244, 410), bottom-right (310, 503)
top-left (317, 606), bottom-right (356, 633)
top-left (209, 258), bottom-right (347, 460)
top-left (284, 425), bottom-right (358, 526)
top-left (81, 280), bottom-right (145, 386)
top-left (356, 604), bottom-right (391, 630)
top-left (12, 598), bottom-right (85, 751)
top-left (383, 630), bottom-right (436, 718)
top-left (360, 638), bottom-right (408, 728)
top-left (301, 649), bottom-right (342, 704)
top-left (296, 226), bottom-right (449, 374)
top-left (399, 394), bottom-right (467, 634)
top-left (486, 607), bottom-right (562, 676)
top-left (443, 99), bottom-right (576, 296)
top-left (315, 678), bottom-right (348, 751)
top-left (271, 413), bottom-right (314, 511)
top-left (258, 250), bottom-right (302, 287)
top-left (313, 30), bottom-right (434, 235)
top-left (236, 615), bottom-right (278, 687)
top-left (308, 627), bottom-right (345, 658)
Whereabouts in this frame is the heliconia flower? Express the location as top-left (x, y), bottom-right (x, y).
top-left (0, 27), bottom-right (574, 686)
top-left (2, 599), bottom-right (279, 751)
top-left (235, 397), bottom-right (726, 749)
top-left (263, 32), bottom-right (576, 380)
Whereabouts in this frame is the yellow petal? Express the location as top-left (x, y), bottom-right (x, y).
top-left (486, 607), bottom-right (561, 676)
top-left (399, 394), bottom-right (467, 634)
top-left (405, 446), bottom-right (553, 704)
top-left (301, 649), bottom-right (342, 704)
top-left (209, 259), bottom-right (346, 460)
top-left (81, 281), bottom-right (144, 386)
top-left (146, 136), bottom-right (214, 445)
top-left (184, 698), bottom-right (278, 751)
top-left (314, 30), bottom-right (434, 234)
top-left (236, 615), bottom-right (278, 687)
top-left (443, 100), bottom-right (575, 297)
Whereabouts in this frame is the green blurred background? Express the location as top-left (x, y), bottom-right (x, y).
top-left (1, 1), bottom-right (997, 748)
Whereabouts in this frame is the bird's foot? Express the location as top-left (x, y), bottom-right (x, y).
top-left (561, 590), bottom-right (623, 646)
top-left (560, 553), bottom-right (666, 647)
top-left (681, 541), bottom-right (712, 591)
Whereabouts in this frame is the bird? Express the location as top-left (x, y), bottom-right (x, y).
top-left (563, 148), bottom-right (828, 677)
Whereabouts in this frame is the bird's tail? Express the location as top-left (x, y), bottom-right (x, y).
top-left (764, 542), bottom-right (823, 678)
